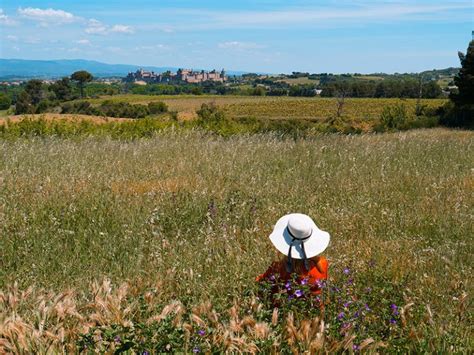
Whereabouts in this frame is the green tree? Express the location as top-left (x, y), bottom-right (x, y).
top-left (24, 79), bottom-right (45, 105)
top-left (50, 77), bottom-right (73, 101)
top-left (15, 91), bottom-right (35, 114)
top-left (71, 70), bottom-right (93, 98)
top-left (441, 41), bottom-right (474, 128)
top-left (0, 93), bottom-right (12, 110)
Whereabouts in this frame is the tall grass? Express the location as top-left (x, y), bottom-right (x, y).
top-left (0, 129), bottom-right (472, 352)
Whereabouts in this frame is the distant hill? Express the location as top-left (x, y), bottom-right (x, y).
top-left (0, 59), bottom-right (248, 79)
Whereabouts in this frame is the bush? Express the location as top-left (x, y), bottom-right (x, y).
top-left (0, 93), bottom-right (12, 110)
top-left (379, 104), bottom-right (408, 130)
top-left (148, 101), bottom-right (168, 114)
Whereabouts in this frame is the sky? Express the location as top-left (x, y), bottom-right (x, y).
top-left (0, 0), bottom-right (472, 74)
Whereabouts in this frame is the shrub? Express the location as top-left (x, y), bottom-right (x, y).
top-left (148, 101), bottom-right (168, 114)
top-left (379, 103), bottom-right (408, 130)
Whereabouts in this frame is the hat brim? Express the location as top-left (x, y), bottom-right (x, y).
top-left (269, 213), bottom-right (330, 259)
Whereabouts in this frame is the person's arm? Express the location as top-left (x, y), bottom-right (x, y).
top-left (256, 261), bottom-right (282, 282)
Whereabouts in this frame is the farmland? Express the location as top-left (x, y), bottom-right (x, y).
top-left (1, 128), bottom-right (472, 352)
top-left (85, 95), bottom-right (446, 120)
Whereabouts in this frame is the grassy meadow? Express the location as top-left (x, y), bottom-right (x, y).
top-left (0, 128), bottom-right (472, 352)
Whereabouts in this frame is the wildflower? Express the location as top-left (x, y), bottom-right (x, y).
top-left (337, 312), bottom-right (345, 320)
top-left (390, 318), bottom-right (397, 324)
top-left (142, 351), bottom-right (149, 355)
top-left (354, 311), bottom-right (360, 318)
top-left (365, 287), bottom-right (372, 293)
top-left (343, 268), bottom-right (350, 275)
top-left (391, 304), bottom-right (399, 315)
top-left (114, 336), bottom-right (121, 344)
top-left (193, 346), bottom-right (201, 353)
top-left (269, 274), bottom-right (276, 282)
top-left (364, 303), bottom-right (371, 311)
top-left (343, 301), bottom-right (351, 308)
top-left (295, 289), bottom-right (303, 298)
top-left (197, 329), bottom-right (206, 336)
top-left (353, 344), bottom-right (360, 351)
top-left (288, 295), bottom-right (294, 301)
top-left (300, 278), bottom-right (308, 285)
top-left (347, 278), bottom-right (354, 285)
top-left (285, 281), bottom-right (292, 290)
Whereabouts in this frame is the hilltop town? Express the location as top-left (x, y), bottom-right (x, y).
top-left (124, 68), bottom-right (226, 84)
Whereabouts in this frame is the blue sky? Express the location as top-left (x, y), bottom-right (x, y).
top-left (0, 0), bottom-right (472, 73)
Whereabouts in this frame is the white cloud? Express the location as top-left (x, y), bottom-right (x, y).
top-left (218, 41), bottom-right (264, 50)
top-left (110, 24), bottom-right (134, 34)
top-left (85, 19), bottom-right (134, 35)
top-left (18, 7), bottom-right (77, 25)
top-left (76, 39), bottom-right (91, 45)
top-left (6, 35), bottom-right (18, 41)
top-left (0, 8), bottom-right (17, 25)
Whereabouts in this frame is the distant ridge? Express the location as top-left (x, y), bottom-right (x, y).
top-left (0, 59), bottom-right (248, 79)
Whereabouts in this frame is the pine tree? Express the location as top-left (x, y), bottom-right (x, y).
top-left (451, 40), bottom-right (474, 106)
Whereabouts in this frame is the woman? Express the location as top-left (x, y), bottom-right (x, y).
top-left (257, 213), bottom-right (330, 296)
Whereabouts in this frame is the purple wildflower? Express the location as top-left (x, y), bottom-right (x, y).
top-left (285, 281), bottom-right (292, 290)
top-left (193, 346), bottom-right (201, 353)
top-left (114, 336), bottom-right (121, 344)
top-left (197, 329), bottom-right (206, 337)
top-left (390, 318), bottom-right (397, 324)
top-left (347, 278), bottom-right (354, 285)
top-left (300, 278), bottom-right (308, 285)
top-left (337, 312), bottom-right (345, 320)
top-left (391, 304), bottom-right (399, 315)
top-left (269, 274), bottom-right (276, 282)
top-left (142, 352), bottom-right (150, 355)
top-left (353, 344), bottom-right (360, 351)
top-left (365, 304), bottom-right (371, 312)
top-left (343, 301), bottom-right (351, 308)
top-left (343, 268), bottom-right (350, 275)
top-left (295, 289), bottom-right (304, 298)
top-left (288, 295), bottom-right (294, 301)
top-left (354, 311), bottom-right (360, 318)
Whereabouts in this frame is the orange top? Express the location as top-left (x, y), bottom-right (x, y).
top-left (256, 256), bottom-right (328, 295)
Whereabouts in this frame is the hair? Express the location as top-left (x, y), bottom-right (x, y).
top-left (281, 255), bottom-right (321, 274)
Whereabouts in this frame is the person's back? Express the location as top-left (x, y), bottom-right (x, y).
top-left (256, 213), bottom-right (330, 299)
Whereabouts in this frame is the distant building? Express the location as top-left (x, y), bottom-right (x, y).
top-left (124, 68), bottom-right (226, 84)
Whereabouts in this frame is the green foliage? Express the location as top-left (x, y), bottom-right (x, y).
top-left (379, 103), bottom-right (408, 130)
top-left (71, 70), bottom-right (93, 98)
top-left (148, 101), bottom-right (168, 114)
top-left (0, 93), bottom-right (12, 110)
top-left (15, 91), bottom-right (35, 114)
top-left (50, 77), bottom-right (74, 101)
top-left (441, 40), bottom-right (474, 128)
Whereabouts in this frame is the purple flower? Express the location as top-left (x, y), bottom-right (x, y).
top-left (343, 268), bottom-right (350, 275)
top-left (354, 311), bottom-right (360, 318)
top-left (142, 352), bottom-right (149, 355)
top-left (353, 344), bottom-right (360, 351)
top-left (295, 289), bottom-right (303, 298)
top-left (197, 329), bottom-right (206, 336)
top-left (365, 287), bottom-right (372, 293)
top-left (285, 281), bottom-right (292, 290)
top-left (300, 278), bottom-right (308, 285)
top-left (347, 278), bottom-right (354, 285)
top-left (193, 346), bottom-right (201, 353)
top-left (288, 295), bottom-right (294, 301)
top-left (390, 318), bottom-right (397, 324)
top-left (337, 312), bottom-right (345, 320)
top-left (365, 304), bottom-right (371, 312)
top-left (391, 304), bottom-right (399, 315)
top-left (269, 274), bottom-right (276, 282)
top-left (114, 336), bottom-right (121, 344)
top-left (343, 301), bottom-right (351, 308)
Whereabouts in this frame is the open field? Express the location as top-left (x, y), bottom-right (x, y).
top-left (82, 95), bottom-right (447, 122)
top-left (0, 128), bottom-right (472, 352)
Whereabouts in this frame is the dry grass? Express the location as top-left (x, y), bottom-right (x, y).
top-left (0, 113), bottom-right (132, 126)
top-left (0, 128), bottom-right (472, 352)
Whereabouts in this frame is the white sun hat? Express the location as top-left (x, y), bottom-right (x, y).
top-left (269, 213), bottom-right (330, 260)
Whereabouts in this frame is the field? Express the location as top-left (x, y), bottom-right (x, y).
top-left (1, 128), bottom-right (472, 352)
top-left (83, 95), bottom-right (447, 122)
